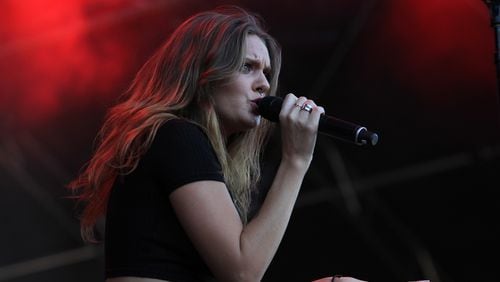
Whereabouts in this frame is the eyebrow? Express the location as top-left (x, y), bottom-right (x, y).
top-left (245, 57), bottom-right (272, 73)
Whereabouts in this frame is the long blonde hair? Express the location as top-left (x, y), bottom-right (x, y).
top-left (68, 5), bottom-right (282, 241)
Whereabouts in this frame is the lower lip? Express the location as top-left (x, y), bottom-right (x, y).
top-left (250, 102), bottom-right (259, 115)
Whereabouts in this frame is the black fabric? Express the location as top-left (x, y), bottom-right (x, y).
top-left (105, 119), bottom-right (224, 282)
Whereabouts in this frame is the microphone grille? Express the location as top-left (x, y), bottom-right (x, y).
top-left (257, 96), bottom-right (282, 122)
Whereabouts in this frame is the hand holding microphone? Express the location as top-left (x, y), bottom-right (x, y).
top-left (256, 95), bottom-right (379, 146)
top-left (275, 95), bottom-right (325, 168)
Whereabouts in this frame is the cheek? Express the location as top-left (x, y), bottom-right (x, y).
top-left (212, 89), bottom-right (230, 109)
top-left (212, 83), bottom-right (247, 114)
top-left (213, 95), bottom-right (237, 119)
top-left (220, 93), bottom-right (244, 109)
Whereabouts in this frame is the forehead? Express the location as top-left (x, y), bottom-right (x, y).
top-left (244, 35), bottom-right (271, 67)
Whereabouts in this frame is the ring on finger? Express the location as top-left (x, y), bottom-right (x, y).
top-left (300, 103), bottom-right (313, 113)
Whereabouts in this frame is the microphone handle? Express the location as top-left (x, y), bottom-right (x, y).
top-left (256, 96), bottom-right (379, 146)
top-left (319, 115), bottom-right (378, 146)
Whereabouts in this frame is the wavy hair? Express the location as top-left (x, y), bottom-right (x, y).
top-left (68, 5), bottom-right (282, 241)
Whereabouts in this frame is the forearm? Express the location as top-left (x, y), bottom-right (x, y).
top-left (238, 159), bottom-right (308, 281)
top-left (171, 94), bottom-right (323, 282)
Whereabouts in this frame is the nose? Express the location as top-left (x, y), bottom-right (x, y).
top-left (254, 71), bottom-right (270, 95)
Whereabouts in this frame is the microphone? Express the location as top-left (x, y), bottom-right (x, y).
top-left (256, 96), bottom-right (379, 146)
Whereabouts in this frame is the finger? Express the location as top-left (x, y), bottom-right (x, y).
top-left (289, 96), bottom-right (308, 118)
top-left (280, 93), bottom-right (298, 115)
top-left (297, 100), bottom-right (324, 126)
top-left (309, 105), bottom-right (325, 122)
top-left (300, 105), bottom-right (323, 134)
top-left (297, 99), bottom-right (316, 116)
top-left (295, 101), bottom-right (313, 126)
top-left (305, 99), bottom-right (317, 107)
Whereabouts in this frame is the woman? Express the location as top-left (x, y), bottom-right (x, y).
top-left (68, 5), bottom-right (347, 282)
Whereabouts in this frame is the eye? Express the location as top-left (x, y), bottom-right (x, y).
top-left (241, 63), bottom-right (252, 73)
top-left (264, 70), bottom-right (271, 81)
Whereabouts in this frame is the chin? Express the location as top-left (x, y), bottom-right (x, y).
top-left (254, 115), bottom-right (261, 126)
top-left (247, 115), bottom-right (261, 129)
top-left (235, 117), bottom-right (260, 134)
top-left (227, 115), bottom-right (262, 135)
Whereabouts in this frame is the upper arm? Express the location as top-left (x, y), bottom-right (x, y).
top-left (169, 180), bottom-right (245, 281)
top-left (148, 120), bottom-right (248, 280)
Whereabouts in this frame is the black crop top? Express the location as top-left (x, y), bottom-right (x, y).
top-left (105, 119), bottom-right (224, 282)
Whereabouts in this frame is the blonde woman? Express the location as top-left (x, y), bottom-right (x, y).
top-left (68, 5), bottom-right (342, 282)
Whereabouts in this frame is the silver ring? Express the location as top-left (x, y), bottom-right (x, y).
top-left (301, 103), bottom-right (313, 113)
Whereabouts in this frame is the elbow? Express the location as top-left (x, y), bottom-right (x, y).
top-left (213, 237), bottom-right (268, 282)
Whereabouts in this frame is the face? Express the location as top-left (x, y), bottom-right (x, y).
top-left (212, 34), bottom-right (272, 137)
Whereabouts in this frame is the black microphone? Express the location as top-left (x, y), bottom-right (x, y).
top-left (256, 96), bottom-right (379, 146)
